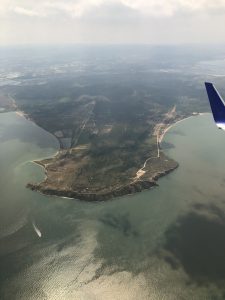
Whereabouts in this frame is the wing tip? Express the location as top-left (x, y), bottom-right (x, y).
top-left (205, 82), bottom-right (213, 88)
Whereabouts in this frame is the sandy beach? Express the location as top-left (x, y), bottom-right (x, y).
top-left (159, 116), bottom-right (192, 144)
top-left (159, 113), bottom-right (210, 144)
top-left (16, 111), bottom-right (26, 118)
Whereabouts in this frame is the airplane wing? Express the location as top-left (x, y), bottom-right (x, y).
top-left (205, 82), bottom-right (225, 130)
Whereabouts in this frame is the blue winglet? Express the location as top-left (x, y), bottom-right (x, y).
top-left (205, 82), bottom-right (225, 127)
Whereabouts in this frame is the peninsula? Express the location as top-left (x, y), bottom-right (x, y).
top-left (27, 105), bottom-right (184, 201)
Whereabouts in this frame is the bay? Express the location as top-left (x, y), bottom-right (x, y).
top-left (1, 112), bottom-right (225, 299)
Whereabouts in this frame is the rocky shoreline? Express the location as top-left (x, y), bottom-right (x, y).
top-left (26, 109), bottom-right (186, 202)
top-left (27, 162), bottom-right (178, 201)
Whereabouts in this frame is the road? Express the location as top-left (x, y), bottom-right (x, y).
top-left (134, 106), bottom-right (176, 180)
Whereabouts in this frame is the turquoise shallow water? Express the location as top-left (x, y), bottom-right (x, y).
top-left (1, 112), bottom-right (225, 299)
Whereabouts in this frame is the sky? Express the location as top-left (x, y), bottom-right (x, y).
top-left (1, 0), bottom-right (225, 45)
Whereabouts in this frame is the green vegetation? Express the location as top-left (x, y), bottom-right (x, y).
top-left (18, 80), bottom-right (179, 200)
top-left (2, 46), bottom-right (211, 200)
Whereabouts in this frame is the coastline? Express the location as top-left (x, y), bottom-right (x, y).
top-left (27, 166), bottom-right (179, 202)
top-left (159, 113), bottom-right (210, 144)
top-left (28, 148), bottom-right (178, 202)
top-left (134, 113), bottom-right (193, 181)
top-left (27, 112), bottom-right (208, 202)
top-left (16, 111), bottom-right (26, 118)
top-left (16, 110), bottom-right (34, 123)
top-left (159, 116), bottom-right (192, 144)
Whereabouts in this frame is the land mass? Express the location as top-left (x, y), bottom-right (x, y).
top-left (27, 105), bottom-right (187, 201)
top-left (3, 69), bottom-right (201, 201)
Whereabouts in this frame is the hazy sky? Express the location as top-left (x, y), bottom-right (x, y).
top-left (1, 0), bottom-right (225, 45)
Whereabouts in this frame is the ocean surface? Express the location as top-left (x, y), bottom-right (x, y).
top-left (1, 112), bottom-right (225, 299)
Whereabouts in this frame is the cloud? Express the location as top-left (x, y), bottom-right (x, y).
top-left (1, 0), bottom-right (225, 45)
top-left (13, 6), bottom-right (46, 17)
top-left (43, 0), bottom-right (106, 18)
top-left (0, 0), bottom-right (108, 18)
top-left (121, 0), bottom-right (225, 16)
top-left (1, 0), bottom-right (225, 19)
